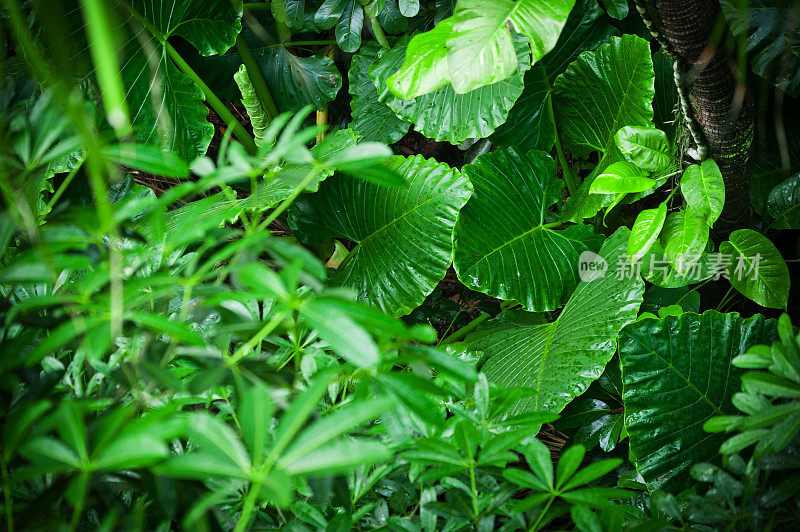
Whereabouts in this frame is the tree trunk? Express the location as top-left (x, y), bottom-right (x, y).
top-left (640, 0), bottom-right (754, 237)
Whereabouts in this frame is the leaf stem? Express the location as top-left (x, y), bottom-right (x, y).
top-left (529, 496), bottom-right (554, 532)
top-left (165, 42), bottom-right (257, 154)
top-left (234, 480), bottom-right (263, 532)
top-left (256, 167), bottom-right (321, 231)
top-left (548, 93), bottom-right (576, 195)
top-left (228, 312), bottom-right (286, 365)
top-left (236, 34), bottom-right (279, 119)
top-left (440, 312), bottom-right (491, 344)
top-left (366, 13), bottom-right (390, 49)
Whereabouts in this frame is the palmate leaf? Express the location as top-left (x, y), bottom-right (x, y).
top-left (452, 148), bottom-right (603, 312)
top-left (288, 155), bottom-right (472, 316)
top-left (120, 0), bottom-right (243, 161)
top-left (466, 228), bottom-right (644, 413)
top-left (554, 35), bottom-right (655, 222)
top-left (620, 311), bottom-right (778, 492)
top-left (491, 0), bottom-right (617, 153)
top-left (348, 43), bottom-right (410, 144)
top-left (370, 34), bottom-right (530, 144)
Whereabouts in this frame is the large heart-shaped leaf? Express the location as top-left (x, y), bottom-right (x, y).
top-left (370, 34), bottom-right (530, 144)
top-left (262, 47), bottom-right (343, 111)
top-left (620, 311), bottom-right (777, 492)
top-left (721, 0), bottom-right (800, 97)
top-left (554, 35), bottom-right (655, 222)
top-left (466, 228), bottom-right (644, 413)
top-left (720, 229), bottom-right (790, 309)
top-left (445, 0), bottom-right (575, 93)
top-left (121, 0), bottom-right (243, 161)
top-left (491, 0), bottom-right (617, 153)
top-left (349, 43), bottom-right (410, 144)
top-left (288, 155), bottom-right (472, 316)
top-left (680, 159), bottom-right (725, 225)
top-left (766, 173), bottom-right (800, 229)
top-left (453, 148), bottom-right (602, 312)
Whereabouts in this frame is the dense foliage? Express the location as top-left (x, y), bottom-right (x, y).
top-left (1, 0), bottom-right (799, 530)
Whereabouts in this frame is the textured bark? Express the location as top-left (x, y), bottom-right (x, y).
top-left (644, 0), bottom-right (754, 237)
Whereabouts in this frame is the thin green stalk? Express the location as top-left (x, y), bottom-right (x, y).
top-left (69, 471), bottom-right (90, 532)
top-left (234, 480), bottom-right (262, 532)
top-left (468, 461), bottom-right (479, 521)
top-left (244, 2), bottom-right (270, 10)
top-left (547, 93), bottom-right (576, 195)
top-left (439, 312), bottom-right (491, 344)
top-left (529, 496), bottom-right (554, 532)
top-left (256, 167), bottom-right (321, 231)
top-left (166, 42), bottom-right (257, 154)
top-left (274, 40), bottom-right (337, 47)
top-left (228, 312), bottom-right (286, 365)
top-left (45, 156), bottom-right (86, 212)
top-left (236, 34), bottom-right (279, 119)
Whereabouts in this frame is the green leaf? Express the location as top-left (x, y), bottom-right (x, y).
top-left (554, 35), bottom-right (655, 221)
top-left (262, 46), bottom-right (342, 111)
top-left (613, 126), bottom-right (671, 172)
top-left (720, 229), bottom-right (790, 309)
top-left (101, 143), bottom-right (189, 178)
top-left (453, 148), bottom-right (603, 311)
top-left (466, 228), bottom-right (644, 413)
top-left (398, 0), bottom-right (419, 17)
top-left (660, 208), bottom-right (709, 274)
top-left (589, 161), bottom-right (656, 194)
top-left (120, 0), bottom-right (243, 161)
top-left (599, 0), bottom-right (628, 19)
top-left (556, 445), bottom-right (585, 489)
top-left (445, 0), bottom-right (575, 93)
top-left (288, 155), bottom-right (472, 316)
top-left (127, 312), bottom-right (205, 346)
top-left (680, 159), bottom-right (725, 225)
top-left (620, 311), bottom-right (777, 491)
top-left (349, 43), bottom-right (410, 144)
top-left (628, 202), bottom-right (667, 263)
top-left (766, 173), bottom-right (800, 229)
top-left (522, 439), bottom-right (554, 489)
top-left (234, 65), bottom-right (270, 147)
top-left (491, 0), bottom-right (617, 153)
top-left (301, 300), bottom-right (381, 367)
top-left (283, 439), bottom-right (391, 476)
top-left (336, 0), bottom-right (364, 53)
top-left (371, 35), bottom-right (531, 144)
top-left (272, 0), bottom-right (305, 30)
top-left (721, 0), bottom-right (800, 97)
top-left (386, 16), bottom-right (453, 99)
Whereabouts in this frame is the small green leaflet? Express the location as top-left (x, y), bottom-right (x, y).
top-left (628, 202), bottom-right (667, 263)
top-left (720, 229), bottom-right (790, 309)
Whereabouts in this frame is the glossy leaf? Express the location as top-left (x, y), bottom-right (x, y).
top-left (720, 229), bottom-right (790, 309)
top-left (628, 202), bottom-right (667, 263)
top-left (349, 43), bottom-right (410, 144)
top-left (620, 311), bottom-right (777, 491)
top-left (288, 155), bottom-right (472, 316)
top-left (336, 0), bottom-right (364, 53)
top-left (766, 173), bottom-right (800, 229)
top-left (446, 0), bottom-right (575, 93)
top-left (660, 208), bottom-right (709, 274)
top-left (554, 35), bottom-right (655, 221)
top-left (466, 228), bottom-right (644, 413)
top-left (387, 18), bottom-right (453, 99)
top-left (614, 126), bottom-right (672, 172)
top-left (121, 0), bottom-right (243, 161)
top-left (589, 161), bottom-right (656, 194)
top-left (599, 0), bottom-right (628, 19)
top-left (681, 159), bottom-right (725, 225)
top-left (453, 148), bottom-right (603, 311)
top-left (262, 47), bottom-right (342, 111)
top-left (371, 35), bottom-right (530, 143)
top-left (491, 0), bottom-right (617, 153)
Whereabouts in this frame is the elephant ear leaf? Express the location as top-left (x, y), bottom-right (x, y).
top-left (660, 208), bottom-right (709, 274)
top-left (120, 0), bottom-right (243, 161)
top-left (453, 148), bottom-right (603, 312)
top-left (554, 35), bottom-right (656, 222)
top-left (620, 311), bottom-right (777, 492)
top-left (720, 229), bottom-right (790, 309)
top-left (466, 228), bottom-right (644, 414)
top-left (288, 155), bottom-right (472, 316)
top-left (614, 126), bottom-right (672, 172)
